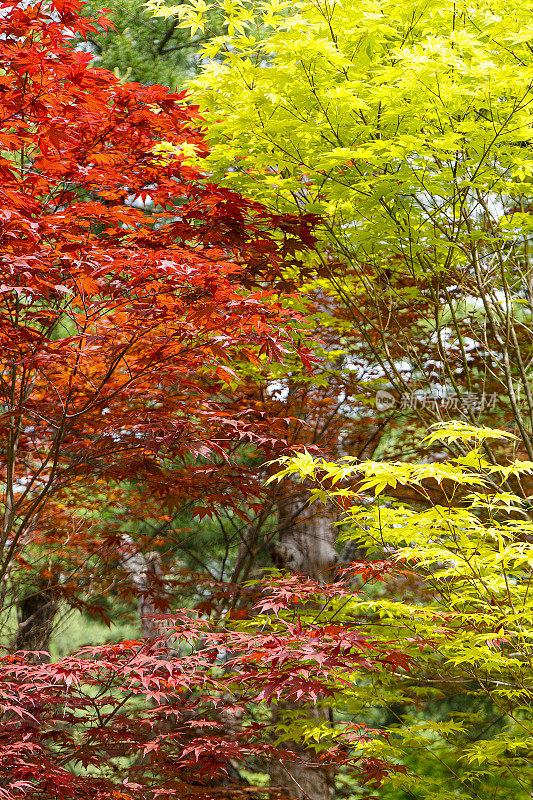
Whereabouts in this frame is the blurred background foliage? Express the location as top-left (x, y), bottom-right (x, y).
top-left (79, 0), bottom-right (221, 86)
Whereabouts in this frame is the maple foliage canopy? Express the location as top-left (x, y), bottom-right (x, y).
top-left (0, 0), bottom-right (317, 589)
top-left (0, 3), bottom-right (415, 798)
top-left (1, 570), bottom-right (409, 800)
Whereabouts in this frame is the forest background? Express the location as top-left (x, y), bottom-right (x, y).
top-left (3, 0), bottom-right (533, 799)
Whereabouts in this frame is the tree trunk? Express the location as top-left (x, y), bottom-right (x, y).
top-left (269, 704), bottom-right (336, 800)
top-left (269, 491), bottom-right (338, 800)
top-left (273, 491), bottom-right (338, 582)
top-left (119, 535), bottom-right (165, 640)
top-left (15, 580), bottom-right (58, 659)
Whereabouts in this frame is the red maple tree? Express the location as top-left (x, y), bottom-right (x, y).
top-left (1, 570), bottom-right (409, 799)
top-left (0, 0), bottom-right (314, 600)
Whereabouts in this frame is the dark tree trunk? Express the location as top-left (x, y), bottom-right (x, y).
top-left (269, 492), bottom-right (338, 800)
top-left (15, 580), bottom-right (57, 659)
